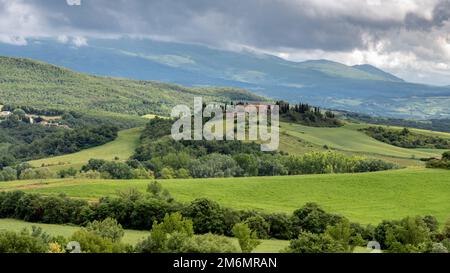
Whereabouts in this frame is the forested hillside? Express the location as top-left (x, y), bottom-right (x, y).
top-left (0, 56), bottom-right (262, 116)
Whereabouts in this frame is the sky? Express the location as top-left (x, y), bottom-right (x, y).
top-left (1, 0), bottom-right (450, 85)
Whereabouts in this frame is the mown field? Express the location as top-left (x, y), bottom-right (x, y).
top-left (29, 127), bottom-right (142, 172)
top-left (2, 168), bottom-right (449, 225)
top-left (0, 219), bottom-right (289, 253)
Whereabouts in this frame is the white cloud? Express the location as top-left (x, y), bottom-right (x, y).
top-left (57, 35), bottom-right (69, 44)
top-left (0, 35), bottom-right (27, 46)
top-left (72, 36), bottom-right (88, 47)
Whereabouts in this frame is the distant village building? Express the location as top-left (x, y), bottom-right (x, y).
top-left (0, 111), bottom-right (12, 118)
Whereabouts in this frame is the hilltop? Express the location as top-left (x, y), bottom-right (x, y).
top-left (1, 38), bottom-right (450, 119)
top-left (0, 56), bottom-right (262, 116)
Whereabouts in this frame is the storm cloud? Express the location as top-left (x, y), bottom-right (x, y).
top-left (1, 0), bottom-right (450, 85)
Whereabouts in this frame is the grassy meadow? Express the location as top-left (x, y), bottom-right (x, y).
top-left (2, 168), bottom-right (449, 225)
top-left (29, 127), bottom-right (142, 172)
top-left (281, 122), bottom-right (445, 159)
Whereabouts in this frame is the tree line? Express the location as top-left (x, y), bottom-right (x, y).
top-left (126, 118), bottom-right (396, 179)
top-left (362, 126), bottom-right (450, 149)
top-left (276, 101), bottom-right (341, 127)
top-left (1, 185), bottom-right (450, 253)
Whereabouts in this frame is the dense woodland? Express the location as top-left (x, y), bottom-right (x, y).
top-left (362, 126), bottom-right (450, 149)
top-left (0, 56), bottom-right (261, 116)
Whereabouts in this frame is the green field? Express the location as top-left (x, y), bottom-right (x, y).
top-left (0, 219), bottom-right (289, 253)
top-left (2, 168), bottom-right (450, 225)
top-left (281, 122), bottom-right (446, 160)
top-left (29, 127), bottom-right (142, 172)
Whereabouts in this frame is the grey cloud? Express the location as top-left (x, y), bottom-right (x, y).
top-left (21, 0), bottom-right (443, 51)
top-left (2, 0), bottom-right (450, 84)
top-left (6, 0), bottom-right (443, 53)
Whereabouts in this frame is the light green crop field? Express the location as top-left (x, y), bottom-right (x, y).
top-left (29, 127), bottom-right (142, 172)
top-left (281, 122), bottom-right (445, 160)
top-left (2, 168), bottom-right (450, 225)
top-left (0, 219), bottom-right (289, 253)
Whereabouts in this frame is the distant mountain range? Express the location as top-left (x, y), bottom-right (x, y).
top-left (1, 38), bottom-right (449, 119)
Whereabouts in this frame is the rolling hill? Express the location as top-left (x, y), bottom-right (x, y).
top-left (281, 122), bottom-right (447, 160)
top-left (29, 127), bottom-right (142, 172)
top-left (1, 38), bottom-right (450, 119)
top-left (0, 56), bottom-right (262, 116)
top-left (2, 169), bottom-right (449, 226)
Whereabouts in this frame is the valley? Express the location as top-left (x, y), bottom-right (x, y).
top-left (0, 56), bottom-right (449, 254)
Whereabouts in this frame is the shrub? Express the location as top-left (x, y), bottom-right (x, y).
top-left (232, 222), bottom-right (260, 253)
top-left (233, 154), bottom-right (259, 176)
top-left (286, 231), bottom-right (345, 253)
top-left (181, 234), bottom-right (239, 253)
top-left (183, 198), bottom-right (228, 234)
top-left (135, 213), bottom-right (194, 253)
top-left (86, 218), bottom-right (125, 243)
top-left (99, 162), bottom-right (134, 179)
top-left (190, 154), bottom-right (243, 178)
top-left (0, 230), bottom-right (48, 253)
top-left (58, 167), bottom-right (78, 178)
top-left (431, 243), bottom-right (448, 253)
top-left (427, 152), bottom-right (450, 170)
top-left (378, 216), bottom-right (432, 253)
top-left (147, 181), bottom-right (173, 202)
top-left (76, 170), bottom-right (102, 179)
top-left (160, 167), bottom-right (175, 179)
top-left (132, 168), bottom-right (155, 179)
top-left (82, 159), bottom-right (107, 172)
top-left (442, 151), bottom-right (450, 161)
top-left (265, 213), bottom-right (292, 240)
top-left (130, 198), bottom-right (178, 230)
top-left (19, 168), bottom-right (53, 180)
top-left (175, 168), bottom-right (191, 179)
top-left (70, 230), bottom-right (128, 253)
top-left (325, 219), bottom-right (355, 252)
top-left (245, 215), bottom-right (270, 239)
top-left (291, 203), bottom-right (342, 236)
top-left (443, 217), bottom-right (450, 239)
top-left (0, 167), bottom-right (17, 181)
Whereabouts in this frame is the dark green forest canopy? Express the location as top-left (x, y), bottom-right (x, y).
top-left (0, 56), bottom-right (263, 116)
